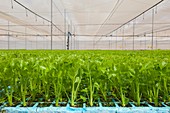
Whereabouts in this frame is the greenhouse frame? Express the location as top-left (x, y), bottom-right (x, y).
top-left (0, 0), bottom-right (169, 50)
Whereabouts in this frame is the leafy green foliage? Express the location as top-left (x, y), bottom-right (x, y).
top-left (0, 50), bottom-right (169, 107)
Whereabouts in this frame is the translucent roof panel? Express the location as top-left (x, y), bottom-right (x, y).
top-left (0, 0), bottom-right (169, 50)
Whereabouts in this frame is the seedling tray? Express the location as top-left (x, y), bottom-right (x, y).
top-left (1, 101), bottom-right (170, 113)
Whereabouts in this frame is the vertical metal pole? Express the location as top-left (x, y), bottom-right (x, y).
top-left (15, 40), bottom-right (16, 49)
top-left (8, 21), bottom-right (10, 50)
top-left (122, 27), bottom-right (124, 50)
top-left (67, 25), bottom-right (70, 50)
top-left (64, 9), bottom-right (66, 50)
top-left (133, 20), bottom-right (135, 50)
top-left (43, 37), bottom-right (45, 49)
top-left (74, 36), bottom-right (76, 50)
top-left (109, 37), bottom-right (111, 50)
top-left (156, 38), bottom-right (157, 49)
top-left (110, 37), bottom-right (112, 50)
top-left (140, 40), bottom-right (141, 50)
top-left (169, 37), bottom-right (170, 49)
top-left (25, 27), bottom-right (27, 49)
top-left (67, 32), bottom-right (70, 50)
top-left (152, 9), bottom-right (154, 50)
top-left (116, 32), bottom-right (117, 50)
top-left (51, 0), bottom-right (53, 50)
top-left (70, 22), bottom-right (72, 50)
top-left (156, 33), bottom-right (157, 49)
top-left (77, 37), bottom-right (79, 50)
top-left (74, 26), bottom-right (76, 50)
top-left (31, 41), bottom-right (32, 49)
top-left (124, 37), bottom-right (126, 50)
top-left (145, 36), bottom-right (146, 50)
top-left (36, 36), bottom-right (37, 49)
top-left (45, 37), bottom-right (47, 50)
top-left (70, 34), bottom-right (72, 50)
top-left (93, 39), bottom-right (95, 49)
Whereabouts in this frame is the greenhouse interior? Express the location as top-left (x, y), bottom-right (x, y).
top-left (0, 0), bottom-right (170, 113)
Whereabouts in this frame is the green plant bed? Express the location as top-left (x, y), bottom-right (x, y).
top-left (0, 50), bottom-right (170, 107)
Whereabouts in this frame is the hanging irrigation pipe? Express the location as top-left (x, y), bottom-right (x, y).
top-left (95, 0), bottom-right (123, 36)
top-left (74, 23), bottom-right (170, 26)
top-left (137, 25), bottom-right (170, 37)
top-left (13, 0), bottom-right (64, 33)
top-left (0, 28), bottom-right (63, 41)
top-left (0, 27), bottom-right (58, 41)
top-left (0, 28), bottom-right (36, 36)
top-left (93, 0), bottom-right (123, 46)
top-left (0, 34), bottom-right (32, 41)
top-left (1, 22), bottom-right (170, 27)
top-left (0, 33), bottom-right (170, 38)
top-left (94, 0), bottom-right (164, 45)
top-left (0, 11), bottom-right (46, 33)
top-left (105, 0), bottom-right (164, 36)
top-left (1, 34), bottom-right (170, 38)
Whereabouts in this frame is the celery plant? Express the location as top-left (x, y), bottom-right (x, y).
top-left (6, 86), bottom-right (13, 106)
top-left (86, 61), bottom-right (100, 106)
top-left (69, 58), bottom-right (83, 106)
top-left (52, 69), bottom-right (63, 106)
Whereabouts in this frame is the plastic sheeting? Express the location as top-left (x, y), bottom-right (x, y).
top-left (0, 0), bottom-right (170, 49)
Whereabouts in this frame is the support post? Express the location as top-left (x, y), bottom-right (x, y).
top-left (122, 27), bottom-right (124, 50)
top-left (152, 9), bottom-right (154, 50)
top-left (67, 32), bottom-right (71, 50)
top-left (156, 32), bottom-right (157, 49)
top-left (51, 0), bottom-right (53, 50)
top-left (64, 9), bottom-right (66, 50)
top-left (133, 20), bottom-right (135, 50)
top-left (93, 39), bottom-right (95, 49)
top-left (8, 21), bottom-right (10, 50)
top-left (36, 36), bottom-right (37, 49)
top-left (109, 37), bottom-right (111, 50)
top-left (70, 21), bottom-right (72, 50)
top-left (140, 40), bottom-right (141, 50)
top-left (116, 32), bottom-right (117, 50)
top-left (145, 36), bottom-right (147, 50)
top-left (25, 28), bottom-right (27, 49)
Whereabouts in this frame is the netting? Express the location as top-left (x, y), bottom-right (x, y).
top-left (0, 0), bottom-right (169, 50)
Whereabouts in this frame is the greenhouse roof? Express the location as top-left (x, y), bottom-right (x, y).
top-left (0, 0), bottom-right (169, 49)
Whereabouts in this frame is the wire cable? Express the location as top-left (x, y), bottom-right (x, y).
top-left (13, 0), bottom-right (64, 33)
